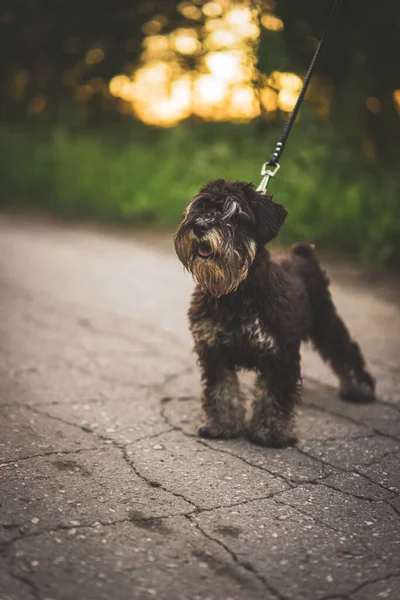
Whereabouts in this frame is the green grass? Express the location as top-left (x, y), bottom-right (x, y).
top-left (0, 121), bottom-right (399, 264)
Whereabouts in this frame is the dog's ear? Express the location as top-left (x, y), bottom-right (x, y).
top-left (251, 193), bottom-right (287, 245)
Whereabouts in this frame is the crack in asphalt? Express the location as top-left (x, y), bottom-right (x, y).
top-left (186, 514), bottom-right (286, 600)
top-left (272, 492), bottom-right (382, 561)
top-left (197, 439), bottom-right (295, 487)
top-left (7, 566), bottom-right (41, 600)
top-left (0, 445), bottom-right (101, 466)
top-left (315, 478), bottom-right (395, 504)
top-left (294, 445), bottom-right (399, 516)
top-left (357, 447), bottom-right (400, 468)
top-left (319, 570), bottom-right (400, 599)
top-left (295, 444), bottom-right (398, 493)
top-left (2, 514), bottom-right (187, 553)
top-left (121, 446), bottom-right (197, 510)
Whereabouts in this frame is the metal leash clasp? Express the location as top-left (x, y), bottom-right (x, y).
top-left (257, 162), bottom-right (280, 193)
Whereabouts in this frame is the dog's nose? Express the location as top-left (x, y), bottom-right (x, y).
top-left (193, 220), bottom-right (210, 238)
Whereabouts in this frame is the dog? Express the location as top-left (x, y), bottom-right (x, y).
top-left (174, 179), bottom-right (375, 447)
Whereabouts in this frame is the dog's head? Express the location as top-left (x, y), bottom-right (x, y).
top-left (174, 179), bottom-right (287, 297)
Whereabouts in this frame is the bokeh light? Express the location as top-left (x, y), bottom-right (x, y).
top-left (393, 89), bottom-right (400, 115)
top-left (85, 48), bottom-right (105, 65)
top-left (108, 1), bottom-right (316, 126)
top-left (261, 14), bottom-right (284, 32)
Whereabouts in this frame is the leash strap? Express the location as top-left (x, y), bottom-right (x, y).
top-left (257, 0), bottom-right (341, 193)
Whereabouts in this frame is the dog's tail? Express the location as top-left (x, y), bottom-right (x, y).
top-left (290, 242), bottom-right (317, 261)
top-left (289, 242), bottom-right (329, 287)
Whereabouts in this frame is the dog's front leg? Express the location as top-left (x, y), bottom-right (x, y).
top-left (198, 355), bottom-right (245, 439)
top-left (248, 354), bottom-right (301, 448)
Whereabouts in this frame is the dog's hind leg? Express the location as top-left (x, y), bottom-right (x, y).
top-left (198, 359), bottom-right (246, 439)
top-left (293, 244), bottom-right (376, 402)
top-left (310, 298), bottom-right (375, 402)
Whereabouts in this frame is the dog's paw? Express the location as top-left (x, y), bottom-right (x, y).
top-left (247, 428), bottom-right (297, 448)
top-left (198, 421), bottom-right (242, 439)
top-left (339, 376), bottom-right (376, 404)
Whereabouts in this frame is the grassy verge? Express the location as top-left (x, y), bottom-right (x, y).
top-left (0, 121), bottom-right (398, 264)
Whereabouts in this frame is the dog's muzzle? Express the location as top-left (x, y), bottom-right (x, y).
top-left (174, 222), bottom-right (256, 298)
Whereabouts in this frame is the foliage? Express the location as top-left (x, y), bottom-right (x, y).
top-left (1, 121), bottom-right (398, 264)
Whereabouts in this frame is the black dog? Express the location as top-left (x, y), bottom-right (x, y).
top-left (174, 179), bottom-right (375, 447)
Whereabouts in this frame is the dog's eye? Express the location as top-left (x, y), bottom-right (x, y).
top-left (235, 211), bottom-right (251, 223)
top-left (222, 198), bottom-right (251, 222)
top-left (201, 199), bottom-right (218, 212)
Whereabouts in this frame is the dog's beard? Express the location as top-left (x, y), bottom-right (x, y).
top-left (174, 228), bottom-right (256, 298)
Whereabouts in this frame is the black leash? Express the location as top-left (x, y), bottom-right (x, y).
top-left (257, 0), bottom-right (342, 193)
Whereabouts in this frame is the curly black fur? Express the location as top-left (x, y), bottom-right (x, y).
top-left (174, 179), bottom-right (376, 447)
